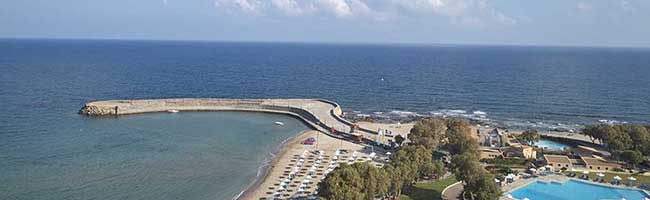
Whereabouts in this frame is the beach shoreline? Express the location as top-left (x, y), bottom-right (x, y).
top-left (79, 98), bottom-right (592, 200)
top-left (236, 130), bottom-right (313, 200)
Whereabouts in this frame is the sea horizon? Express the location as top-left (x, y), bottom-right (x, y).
top-left (2, 38), bottom-right (650, 199)
top-left (3, 37), bottom-right (650, 51)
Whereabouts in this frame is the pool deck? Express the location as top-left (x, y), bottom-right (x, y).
top-left (501, 174), bottom-right (650, 200)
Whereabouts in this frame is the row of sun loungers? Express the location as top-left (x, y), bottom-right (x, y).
top-left (261, 149), bottom-right (378, 200)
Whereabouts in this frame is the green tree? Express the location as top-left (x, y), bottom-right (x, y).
top-left (463, 173), bottom-right (502, 200)
top-left (625, 125), bottom-right (650, 154)
top-left (394, 134), bottom-right (406, 146)
top-left (317, 162), bottom-right (390, 200)
top-left (518, 129), bottom-right (540, 145)
top-left (317, 163), bottom-right (365, 200)
top-left (450, 152), bottom-right (483, 182)
top-left (620, 150), bottom-right (644, 168)
top-left (446, 120), bottom-right (479, 157)
top-left (421, 160), bottom-right (445, 180)
top-left (581, 124), bottom-right (605, 144)
top-left (408, 118), bottom-right (447, 150)
top-left (605, 126), bottom-right (632, 152)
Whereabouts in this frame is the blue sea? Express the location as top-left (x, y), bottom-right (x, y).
top-left (1, 39), bottom-right (650, 199)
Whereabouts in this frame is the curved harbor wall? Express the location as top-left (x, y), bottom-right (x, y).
top-left (79, 98), bottom-right (375, 138)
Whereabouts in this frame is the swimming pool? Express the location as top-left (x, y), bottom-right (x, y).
top-left (510, 180), bottom-right (650, 200)
top-left (533, 140), bottom-right (568, 150)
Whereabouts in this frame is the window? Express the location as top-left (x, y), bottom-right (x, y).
top-left (566, 164), bottom-right (569, 167)
top-left (558, 164), bottom-right (561, 167)
top-left (589, 166), bottom-right (592, 169)
top-left (597, 167), bottom-right (601, 170)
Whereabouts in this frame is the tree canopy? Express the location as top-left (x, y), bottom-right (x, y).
top-left (408, 118), bottom-right (447, 150)
top-left (394, 135), bottom-right (406, 146)
top-left (446, 119), bottom-right (501, 200)
top-left (580, 124), bottom-right (650, 166)
top-left (517, 129), bottom-right (540, 145)
top-left (318, 117), bottom-right (501, 199)
top-left (317, 163), bottom-right (389, 200)
top-left (317, 142), bottom-right (445, 199)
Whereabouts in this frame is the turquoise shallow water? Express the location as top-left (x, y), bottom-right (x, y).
top-left (510, 180), bottom-right (650, 200)
top-left (1, 111), bottom-right (308, 200)
top-left (532, 140), bottom-right (568, 150)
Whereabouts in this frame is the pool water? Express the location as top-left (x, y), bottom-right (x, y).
top-left (510, 180), bottom-right (650, 200)
top-left (533, 140), bottom-right (568, 150)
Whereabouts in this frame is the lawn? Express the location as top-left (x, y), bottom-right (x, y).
top-left (400, 176), bottom-right (458, 200)
top-left (563, 171), bottom-right (650, 184)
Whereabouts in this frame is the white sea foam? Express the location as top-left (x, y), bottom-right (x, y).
top-left (343, 108), bottom-right (617, 133)
top-left (473, 111), bottom-right (487, 115)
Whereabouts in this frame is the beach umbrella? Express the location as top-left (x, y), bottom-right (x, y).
top-left (614, 176), bottom-right (622, 180)
top-left (597, 173), bottom-right (605, 177)
top-left (529, 168), bottom-right (537, 172)
top-left (494, 178), bottom-right (501, 183)
top-left (386, 152), bottom-right (392, 155)
top-left (583, 170), bottom-right (590, 175)
top-left (628, 177), bottom-right (637, 181)
top-left (506, 174), bottom-right (516, 179)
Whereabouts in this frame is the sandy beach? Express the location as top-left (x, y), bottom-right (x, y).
top-left (239, 129), bottom-right (388, 200)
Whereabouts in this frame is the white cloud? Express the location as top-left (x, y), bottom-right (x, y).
top-left (318, 0), bottom-right (353, 18)
top-left (270, 0), bottom-right (308, 16)
top-left (214, 0), bottom-right (264, 15)
top-left (213, 0), bottom-right (519, 26)
top-left (577, 2), bottom-right (593, 12)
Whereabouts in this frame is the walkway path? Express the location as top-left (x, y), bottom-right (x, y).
top-left (441, 181), bottom-right (463, 200)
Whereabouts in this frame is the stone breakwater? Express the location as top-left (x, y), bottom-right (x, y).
top-left (79, 98), bottom-right (377, 139)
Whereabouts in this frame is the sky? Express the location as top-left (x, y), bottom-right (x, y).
top-left (1, 0), bottom-right (650, 47)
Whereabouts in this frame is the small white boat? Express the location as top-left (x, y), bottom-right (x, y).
top-left (275, 121), bottom-right (284, 125)
top-left (167, 110), bottom-right (179, 113)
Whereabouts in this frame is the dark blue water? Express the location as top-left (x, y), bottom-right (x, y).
top-left (1, 39), bottom-right (649, 199)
